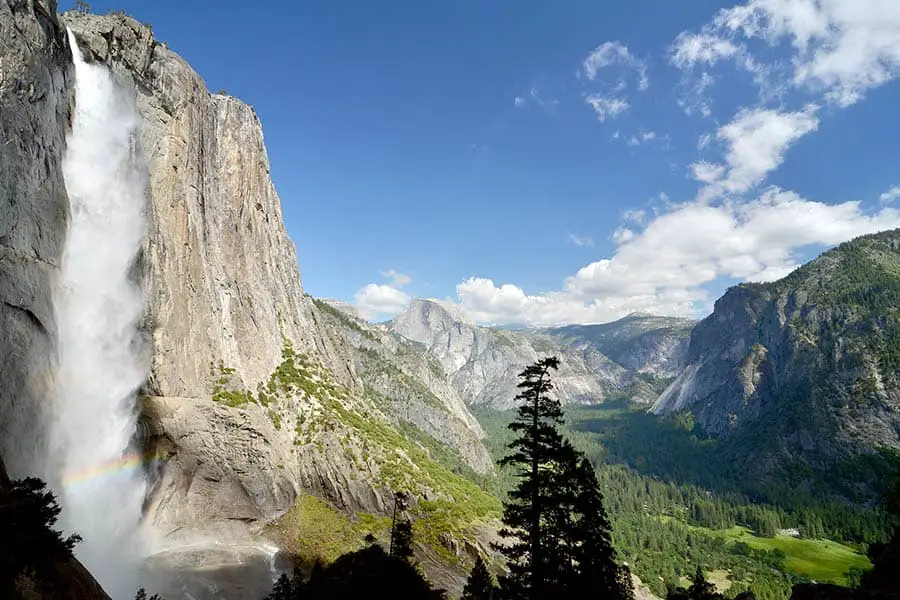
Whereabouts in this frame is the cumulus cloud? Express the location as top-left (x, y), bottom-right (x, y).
top-left (567, 232), bottom-right (595, 247)
top-left (585, 94), bottom-right (629, 122)
top-left (671, 0), bottom-right (900, 107)
top-left (354, 284), bottom-right (411, 320)
top-left (448, 189), bottom-right (900, 326)
top-left (880, 186), bottom-right (900, 204)
top-left (692, 106), bottom-right (819, 198)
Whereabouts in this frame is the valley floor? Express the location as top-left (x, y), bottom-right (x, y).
top-left (472, 402), bottom-right (883, 600)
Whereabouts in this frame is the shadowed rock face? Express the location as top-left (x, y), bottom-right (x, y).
top-left (0, 0), bottom-right (71, 482)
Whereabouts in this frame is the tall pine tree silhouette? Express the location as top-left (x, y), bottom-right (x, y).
top-left (496, 357), bottom-right (632, 600)
top-left (0, 477), bottom-right (81, 597)
top-left (568, 455), bottom-right (621, 599)
top-left (462, 555), bottom-right (496, 600)
top-left (392, 519), bottom-right (415, 561)
top-left (496, 356), bottom-right (566, 599)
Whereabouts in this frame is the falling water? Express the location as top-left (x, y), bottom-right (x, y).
top-left (51, 28), bottom-right (150, 598)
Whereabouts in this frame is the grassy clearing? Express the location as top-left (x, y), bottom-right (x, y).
top-left (715, 526), bottom-right (871, 585)
top-left (678, 570), bottom-right (734, 592)
top-left (267, 495), bottom-right (391, 567)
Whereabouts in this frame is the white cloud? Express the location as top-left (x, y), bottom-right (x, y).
top-left (567, 232), bottom-right (595, 247)
top-left (694, 106), bottom-right (819, 198)
top-left (354, 284), bottom-right (411, 320)
top-left (447, 188), bottom-right (900, 326)
top-left (691, 161), bottom-right (726, 183)
top-left (585, 94), bottom-right (629, 122)
top-left (513, 96), bottom-right (526, 108)
top-left (381, 269), bottom-right (412, 287)
top-left (581, 41), bottom-right (649, 90)
top-left (627, 131), bottom-right (657, 146)
top-left (623, 208), bottom-right (647, 224)
top-left (612, 227), bottom-right (635, 245)
top-left (880, 186), bottom-right (900, 204)
top-left (671, 32), bottom-right (741, 68)
top-left (673, 0), bottom-right (900, 107)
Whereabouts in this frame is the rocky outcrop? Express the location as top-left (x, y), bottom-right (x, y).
top-left (390, 299), bottom-right (693, 408)
top-left (0, 0), bottom-right (71, 482)
top-left (653, 230), bottom-right (900, 474)
top-left (310, 299), bottom-right (494, 474)
top-left (139, 396), bottom-right (300, 541)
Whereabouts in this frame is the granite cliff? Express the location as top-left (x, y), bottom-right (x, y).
top-left (653, 230), bottom-right (900, 481)
top-left (1, 5), bottom-right (503, 597)
top-left (0, 0), bottom-right (72, 485)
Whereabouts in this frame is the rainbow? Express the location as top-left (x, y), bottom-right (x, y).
top-left (62, 451), bottom-right (167, 488)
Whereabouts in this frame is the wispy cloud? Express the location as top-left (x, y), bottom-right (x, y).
top-left (581, 41), bottom-right (649, 91)
top-left (585, 94), bottom-right (629, 122)
top-left (567, 232), bottom-right (594, 247)
top-left (670, 0), bottom-right (900, 108)
top-left (513, 86), bottom-right (559, 111)
top-left (881, 186), bottom-right (900, 204)
top-left (380, 269), bottom-right (411, 287)
top-left (626, 131), bottom-right (657, 146)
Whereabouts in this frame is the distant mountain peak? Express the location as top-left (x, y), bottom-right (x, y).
top-left (403, 297), bottom-right (475, 327)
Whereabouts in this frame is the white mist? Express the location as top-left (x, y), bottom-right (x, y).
top-left (52, 28), bottom-right (149, 599)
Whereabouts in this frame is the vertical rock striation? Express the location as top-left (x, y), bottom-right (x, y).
top-left (63, 12), bottom-right (329, 400)
top-left (0, 0), bottom-right (72, 481)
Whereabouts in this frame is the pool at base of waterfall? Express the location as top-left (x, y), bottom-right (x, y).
top-left (139, 541), bottom-right (291, 600)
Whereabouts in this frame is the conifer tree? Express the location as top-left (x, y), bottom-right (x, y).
top-left (496, 356), bottom-right (565, 600)
top-left (613, 565), bottom-right (636, 600)
top-left (392, 519), bottom-right (415, 561)
top-left (687, 566), bottom-right (721, 600)
top-left (567, 455), bottom-right (621, 599)
top-left (0, 477), bottom-right (81, 597)
top-left (462, 555), bottom-right (496, 600)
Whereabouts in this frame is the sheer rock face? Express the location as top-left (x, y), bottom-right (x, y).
top-left (63, 11), bottom-right (341, 401)
top-left (0, 0), bottom-right (72, 480)
top-left (60, 12), bottom-right (358, 539)
top-left (652, 230), bottom-right (900, 475)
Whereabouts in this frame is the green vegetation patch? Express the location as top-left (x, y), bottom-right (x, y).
top-left (267, 495), bottom-right (391, 567)
top-left (714, 526), bottom-right (871, 586)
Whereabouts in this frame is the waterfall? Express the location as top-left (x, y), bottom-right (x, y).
top-left (51, 28), bottom-right (150, 598)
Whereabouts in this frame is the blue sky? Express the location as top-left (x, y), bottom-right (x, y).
top-left (63, 0), bottom-right (900, 325)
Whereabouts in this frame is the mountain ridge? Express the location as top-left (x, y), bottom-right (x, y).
top-left (653, 228), bottom-right (900, 484)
